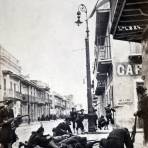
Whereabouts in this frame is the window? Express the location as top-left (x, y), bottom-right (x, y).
top-left (14, 83), bottom-right (16, 92)
top-left (4, 79), bottom-right (6, 90)
top-left (10, 82), bottom-right (13, 90)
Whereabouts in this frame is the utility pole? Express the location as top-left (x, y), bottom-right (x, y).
top-left (75, 4), bottom-right (96, 132)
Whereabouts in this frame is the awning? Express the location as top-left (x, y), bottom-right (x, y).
top-left (95, 10), bottom-right (110, 46)
top-left (110, 0), bottom-right (148, 42)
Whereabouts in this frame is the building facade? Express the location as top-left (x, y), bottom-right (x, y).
top-left (0, 46), bottom-right (51, 120)
top-left (50, 92), bottom-right (74, 118)
top-left (2, 70), bottom-right (52, 121)
top-left (93, 6), bottom-right (143, 128)
top-left (0, 46), bottom-right (22, 117)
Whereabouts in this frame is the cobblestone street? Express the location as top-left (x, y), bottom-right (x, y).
top-left (12, 120), bottom-right (147, 148)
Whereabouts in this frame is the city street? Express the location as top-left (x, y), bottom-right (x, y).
top-left (13, 119), bottom-right (146, 148)
top-left (0, 1), bottom-right (148, 148)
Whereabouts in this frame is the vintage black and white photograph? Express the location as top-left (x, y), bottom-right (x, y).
top-left (0, 0), bottom-right (148, 148)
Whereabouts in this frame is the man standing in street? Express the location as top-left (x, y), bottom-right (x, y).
top-left (76, 109), bottom-right (85, 134)
top-left (70, 107), bottom-right (77, 133)
top-left (105, 104), bottom-right (115, 124)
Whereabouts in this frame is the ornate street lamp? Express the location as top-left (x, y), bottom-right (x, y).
top-left (75, 4), bottom-right (96, 132)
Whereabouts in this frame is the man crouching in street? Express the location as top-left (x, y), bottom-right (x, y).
top-left (100, 128), bottom-right (133, 148)
top-left (23, 126), bottom-right (58, 148)
top-left (52, 118), bottom-right (72, 136)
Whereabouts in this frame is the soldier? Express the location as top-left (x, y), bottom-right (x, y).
top-left (70, 107), bottom-right (77, 133)
top-left (27, 126), bottom-right (58, 148)
top-left (105, 104), bottom-right (115, 124)
top-left (0, 100), bottom-right (18, 148)
top-left (76, 109), bottom-right (85, 134)
top-left (52, 118), bottom-right (72, 136)
top-left (100, 128), bottom-right (133, 148)
top-left (98, 115), bottom-right (108, 130)
top-left (136, 86), bottom-right (148, 143)
top-left (92, 109), bottom-right (98, 130)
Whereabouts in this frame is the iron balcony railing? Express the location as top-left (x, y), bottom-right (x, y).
top-left (96, 35), bottom-right (112, 61)
top-left (129, 43), bottom-right (142, 55)
top-left (4, 89), bottom-right (22, 100)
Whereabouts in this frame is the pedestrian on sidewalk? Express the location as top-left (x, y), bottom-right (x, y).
top-left (76, 109), bottom-right (85, 134)
top-left (70, 107), bottom-right (77, 133)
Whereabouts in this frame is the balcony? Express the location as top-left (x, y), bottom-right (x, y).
top-left (95, 9), bottom-right (112, 74)
top-left (128, 43), bottom-right (142, 64)
top-left (37, 98), bottom-right (45, 105)
top-left (92, 96), bottom-right (98, 104)
top-left (95, 80), bottom-right (106, 96)
top-left (22, 94), bottom-right (28, 103)
top-left (96, 44), bottom-right (112, 73)
top-left (4, 90), bottom-right (22, 101)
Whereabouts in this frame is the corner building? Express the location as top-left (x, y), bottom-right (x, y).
top-left (93, 7), bottom-right (143, 128)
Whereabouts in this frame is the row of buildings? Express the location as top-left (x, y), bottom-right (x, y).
top-left (91, 0), bottom-right (146, 128)
top-left (0, 46), bottom-right (74, 121)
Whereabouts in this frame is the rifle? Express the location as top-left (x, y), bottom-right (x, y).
top-left (0, 100), bottom-right (7, 103)
top-left (130, 114), bottom-right (137, 143)
top-left (0, 115), bottom-right (29, 127)
top-left (13, 115), bottom-right (29, 127)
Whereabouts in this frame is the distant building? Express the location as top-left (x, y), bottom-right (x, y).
top-left (2, 70), bottom-right (52, 121)
top-left (0, 45), bottom-right (74, 121)
top-left (64, 95), bottom-right (74, 114)
top-left (50, 92), bottom-right (74, 118)
top-left (0, 46), bottom-right (22, 117)
top-left (0, 46), bottom-right (51, 120)
top-left (52, 92), bottom-right (66, 118)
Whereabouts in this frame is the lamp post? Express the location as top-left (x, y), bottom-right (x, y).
top-left (75, 4), bottom-right (96, 132)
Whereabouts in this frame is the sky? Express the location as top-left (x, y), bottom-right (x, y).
top-left (0, 0), bottom-right (97, 109)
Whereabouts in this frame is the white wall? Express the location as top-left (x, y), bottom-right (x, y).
top-left (111, 38), bottom-right (142, 128)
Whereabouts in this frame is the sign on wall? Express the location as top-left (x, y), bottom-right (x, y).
top-left (116, 63), bottom-right (142, 76)
top-left (117, 98), bottom-right (132, 106)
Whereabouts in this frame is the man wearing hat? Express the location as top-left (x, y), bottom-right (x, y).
top-left (0, 99), bottom-right (16, 148)
top-left (70, 107), bottom-right (77, 133)
top-left (105, 104), bottom-right (115, 124)
top-left (136, 86), bottom-right (148, 144)
top-left (27, 126), bottom-right (58, 148)
top-left (76, 109), bottom-right (85, 134)
top-left (52, 118), bottom-right (72, 136)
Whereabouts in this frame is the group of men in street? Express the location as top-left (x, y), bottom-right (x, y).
top-left (2, 85), bottom-right (148, 148)
top-left (19, 117), bottom-right (134, 148)
top-left (70, 108), bottom-right (85, 134)
top-left (69, 105), bottom-right (115, 134)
